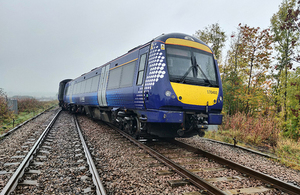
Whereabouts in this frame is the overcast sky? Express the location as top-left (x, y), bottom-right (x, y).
top-left (0, 0), bottom-right (284, 97)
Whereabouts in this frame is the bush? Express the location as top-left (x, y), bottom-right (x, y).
top-left (220, 112), bottom-right (281, 148)
top-left (17, 98), bottom-right (44, 113)
top-left (0, 89), bottom-right (14, 124)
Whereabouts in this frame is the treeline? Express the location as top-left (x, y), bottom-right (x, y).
top-left (194, 0), bottom-right (300, 142)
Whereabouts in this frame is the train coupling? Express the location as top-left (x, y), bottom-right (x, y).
top-left (197, 122), bottom-right (208, 130)
top-left (197, 121), bottom-right (208, 137)
top-left (177, 121), bottom-right (208, 137)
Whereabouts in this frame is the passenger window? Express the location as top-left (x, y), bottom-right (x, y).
top-left (85, 78), bottom-right (92, 93)
top-left (91, 75), bottom-right (100, 92)
top-left (107, 68), bottom-right (122, 89)
top-left (80, 81), bottom-right (86, 94)
top-left (74, 83), bottom-right (78, 94)
top-left (120, 61), bottom-right (135, 88)
top-left (137, 54), bottom-right (147, 85)
top-left (107, 60), bottom-right (136, 89)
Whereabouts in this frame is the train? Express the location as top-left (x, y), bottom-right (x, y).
top-left (58, 33), bottom-right (223, 138)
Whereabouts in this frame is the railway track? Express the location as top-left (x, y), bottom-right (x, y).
top-left (0, 108), bottom-right (59, 190)
top-left (0, 110), bottom-right (106, 195)
top-left (109, 124), bottom-right (300, 195)
top-left (4, 112), bottom-right (298, 194)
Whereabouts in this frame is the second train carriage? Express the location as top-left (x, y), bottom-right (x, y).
top-left (59, 33), bottom-right (223, 138)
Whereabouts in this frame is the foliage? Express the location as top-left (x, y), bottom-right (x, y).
top-left (270, 0), bottom-right (300, 121)
top-left (283, 68), bottom-right (300, 140)
top-left (0, 88), bottom-right (14, 124)
top-left (191, 0), bottom-right (300, 168)
top-left (275, 137), bottom-right (300, 170)
top-left (219, 112), bottom-right (281, 149)
top-left (194, 23), bottom-right (226, 61)
top-left (0, 96), bottom-right (57, 135)
top-left (17, 98), bottom-right (45, 113)
top-left (220, 24), bottom-right (273, 116)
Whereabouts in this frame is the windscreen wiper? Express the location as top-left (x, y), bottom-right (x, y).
top-left (180, 56), bottom-right (195, 83)
top-left (196, 63), bottom-right (213, 87)
top-left (179, 66), bottom-right (193, 83)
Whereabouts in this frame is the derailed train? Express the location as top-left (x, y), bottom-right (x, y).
top-left (58, 33), bottom-right (223, 138)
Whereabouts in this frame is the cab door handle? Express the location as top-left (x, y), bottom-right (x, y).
top-left (145, 92), bottom-right (149, 100)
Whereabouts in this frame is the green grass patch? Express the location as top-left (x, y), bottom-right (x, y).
top-left (0, 101), bottom-right (58, 136)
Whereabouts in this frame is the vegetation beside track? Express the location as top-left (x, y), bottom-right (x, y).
top-left (205, 112), bottom-right (300, 170)
top-left (0, 91), bottom-right (58, 136)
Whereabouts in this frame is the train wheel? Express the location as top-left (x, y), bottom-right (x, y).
top-left (132, 117), bottom-right (141, 139)
top-left (124, 117), bottom-right (141, 139)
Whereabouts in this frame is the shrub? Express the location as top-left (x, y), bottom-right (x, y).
top-left (0, 89), bottom-right (14, 124)
top-left (220, 112), bottom-right (281, 148)
top-left (17, 98), bottom-right (44, 113)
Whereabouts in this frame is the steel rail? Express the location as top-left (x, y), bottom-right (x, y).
top-left (111, 126), bottom-right (226, 195)
top-left (74, 116), bottom-right (106, 195)
top-left (200, 137), bottom-right (278, 159)
top-left (0, 108), bottom-right (61, 195)
top-left (171, 139), bottom-right (300, 195)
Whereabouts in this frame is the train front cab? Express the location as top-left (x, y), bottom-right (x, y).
top-left (136, 33), bottom-right (223, 138)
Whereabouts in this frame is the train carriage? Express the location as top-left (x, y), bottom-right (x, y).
top-left (58, 33), bottom-right (223, 138)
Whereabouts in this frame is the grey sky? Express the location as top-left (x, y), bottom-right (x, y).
top-left (0, 0), bottom-right (283, 97)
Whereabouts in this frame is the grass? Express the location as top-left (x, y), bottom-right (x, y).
top-left (0, 110), bottom-right (42, 136)
top-left (276, 138), bottom-right (300, 170)
top-left (0, 101), bottom-right (58, 136)
top-left (205, 129), bottom-right (300, 171)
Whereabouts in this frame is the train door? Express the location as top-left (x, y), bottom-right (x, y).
top-left (134, 46), bottom-right (150, 110)
top-left (98, 64), bottom-right (110, 106)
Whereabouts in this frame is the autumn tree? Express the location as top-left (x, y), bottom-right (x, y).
top-left (221, 29), bottom-right (244, 115)
top-left (271, 0), bottom-right (300, 121)
top-left (222, 24), bottom-right (273, 115)
top-left (194, 23), bottom-right (227, 61)
top-left (238, 24), bottom-right (273, 114)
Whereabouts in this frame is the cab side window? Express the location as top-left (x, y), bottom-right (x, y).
top-left (137, 54), bottom-right (147, 85)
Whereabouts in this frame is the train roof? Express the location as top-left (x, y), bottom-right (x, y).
top-left (60, 79), bottom-right (72, 84)
top-left (68, 33), bottom-right (210, 83)
top-left (154, 33), bottom-right (207, 45)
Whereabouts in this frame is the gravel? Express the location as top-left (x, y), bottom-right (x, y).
top-left (78, 115), bottom-right (289, 194)
top-left (78, 115), bottom-right (200, 194)
top-left (2, 110), bottom-right (298, 194)
top-left (178, 136), bottom-right (300, 188)
top-left (14, 111), bottom-right (94, 194)
top-left (0, 108), bottom-right (58, 191)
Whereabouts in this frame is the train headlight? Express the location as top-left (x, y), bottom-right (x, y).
top-left (219, 96), bottom-right (223, 101)
top-left (165, 90), bottom-right (172, 97)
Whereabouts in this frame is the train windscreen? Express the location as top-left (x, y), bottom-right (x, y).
top-left (166, 45), bottom-right (218, 87)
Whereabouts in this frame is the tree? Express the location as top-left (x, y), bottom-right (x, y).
top-left (0, 88), bottom-right (13, 124)
top-left (222, 24), bottom-right (273, 115)
top-left (271, 0), bottom-right (300, 121)
top-left (238, 24), bottom-right (273, 114)
top-left (285, 0), bottom-right (300, 61)
top-left (286, 68), bottom-right (300, 140)
top-left (221, 29), bottom-right (244, 115)
top-left (194, 23), bottom-right (227, 61)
